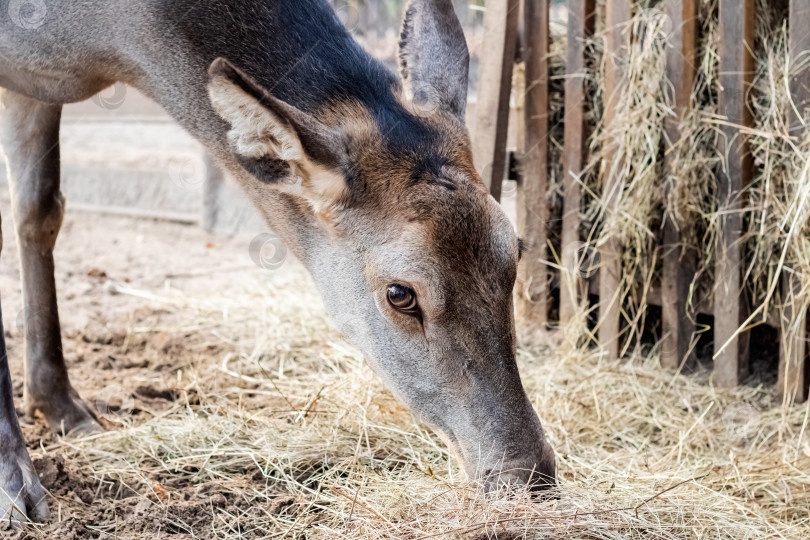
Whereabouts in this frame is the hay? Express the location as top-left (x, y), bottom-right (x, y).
top-left (745, 4), bottom-right (810, 339)
top-left (593, 6), bottom-right (670, 260)
top-left (665, 0), bottom-right (720, 263)
top-left (551, 0), bottom-right (810, 373)
top-left (573, 3), bottom-right (672, 352)
top-left (545, 19), bottom-right (568, 240)
top-left (24, 264), bottom-right (810, 538)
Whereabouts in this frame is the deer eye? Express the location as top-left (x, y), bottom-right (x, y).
top-left (387, 284), bottom-right (418, 313)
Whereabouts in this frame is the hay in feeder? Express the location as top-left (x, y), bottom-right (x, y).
top-left (558, 0), bottom-right (810, 375)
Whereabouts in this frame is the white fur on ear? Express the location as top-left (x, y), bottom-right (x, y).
top-left (207, 73), bottom-right (348, 210)
top-left (309, 167), bottom-right (348, 207)
top-left (208, 77), bottom-right (302, 162)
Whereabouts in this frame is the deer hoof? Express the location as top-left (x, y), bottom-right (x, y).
top-left (30, 386), bottom-right (102, 436)
top-left (0, 449), bottom-right (49, 528)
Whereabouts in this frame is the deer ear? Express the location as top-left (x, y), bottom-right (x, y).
top-left (207, 58), bottom-right (347, 208)
top-left (398, 0), bottom-right (469, 121)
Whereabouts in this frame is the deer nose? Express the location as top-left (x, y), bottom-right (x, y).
top-left (482, 449), bottom-right (556, 493)
top-left (483, 467), bottom-right (556, 493)
top-left (482, 468), bottom-right (557, 495)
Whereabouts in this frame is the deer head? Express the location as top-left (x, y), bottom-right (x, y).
top-left (206, 0), bottom-right (555, 490)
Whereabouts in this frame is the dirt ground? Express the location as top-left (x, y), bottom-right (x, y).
top-left (0, 191), bottom-right (317, 538)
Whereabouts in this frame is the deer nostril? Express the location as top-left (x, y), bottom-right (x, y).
top-left (527, 469), bottom-right (557, 493)
top-left (481, 462), bottom-right (557, 495)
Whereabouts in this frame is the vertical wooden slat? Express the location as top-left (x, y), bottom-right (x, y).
top-left (516, 0), bottom-right (550, 329)
top-left (789, 0), bottom-right (810, 121)
top-left (780, 279), bottom-right (809, 402)
top-left (779, 0), bottom-right (810, 402)
top-left (560, 0), bottom-right (596, 324)
top-left (473, 0), bottom-right (520, 201)
top-left (202, 151), bottom-right (224, 233)
top-left (598, 0), bottom-right (631, 359)
top-left (661, 0), bottom-right (699, 371)
top-left (714, 0), bottom-right (755, 387)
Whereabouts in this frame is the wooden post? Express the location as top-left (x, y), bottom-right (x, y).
top-left (714, 0), bottom-right (755, 387)
top-left (472, 0), bottom-right (520, 202)
top-left (560, 0), bottom-right (596, 324)
top-left (202, 151), bottom-right (224, 233)
top-left (779, 0), bottom-right (810, 402)
top-left (780, 278), bottom-right (809, 402)
top-left (598, 0), bottom-right (631, 359)
top-left (661, 0), bottom-right (699, 371)
top-left (516, 0), bottom-right (550, 329)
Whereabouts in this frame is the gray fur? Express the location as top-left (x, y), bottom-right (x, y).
top-left (0, 204), bottom-right (48, 527)
top-left (398, 0), bottom-right (470, 120)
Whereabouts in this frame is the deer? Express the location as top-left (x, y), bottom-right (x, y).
top-left (0, 0), bottom-right (556, 524)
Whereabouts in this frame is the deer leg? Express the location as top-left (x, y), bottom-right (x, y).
top-left (0, 89), bottom-right (98, 435)
top-left (0, 215), bottom-right (49, 526)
